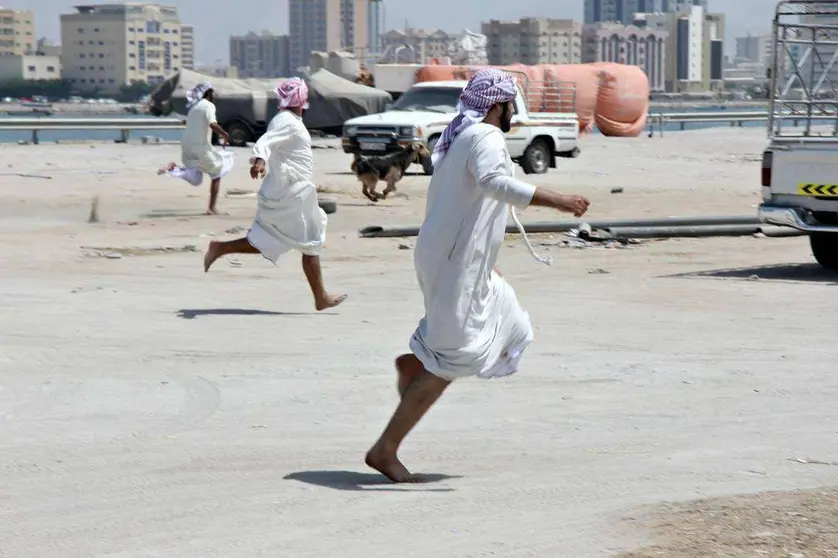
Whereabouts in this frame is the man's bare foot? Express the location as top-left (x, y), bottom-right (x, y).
top-left (157, 162), bottom-right (176, 175)
top-left (205, 208), bottom-right (219, 215)
top-left (315, 293), bottom-right (347, 311)
top-left (365, 444), bottom-right (421, 483)
top-left (204, 240), bottom-right (222, 272)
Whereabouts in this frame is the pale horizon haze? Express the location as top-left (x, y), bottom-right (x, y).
top-left (2, 0), bottom-right (782, 66)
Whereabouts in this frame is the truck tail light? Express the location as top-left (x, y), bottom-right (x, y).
top-left (761, 149), bottom-right (773, 187)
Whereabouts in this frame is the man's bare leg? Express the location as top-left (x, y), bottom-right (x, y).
top-left (366, 370), bottom-right (450, 482)
top-left (396, 353), bottom-right (425, 398)
top-left (204, 237), bottom-right (258, 272)
top-left (207, 178), bottom-right (221, 215)
top-left (301, 254), bottom-right (347, 311)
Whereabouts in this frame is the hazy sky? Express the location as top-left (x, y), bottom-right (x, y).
top-left (5, 0), bottom-right (781, 65)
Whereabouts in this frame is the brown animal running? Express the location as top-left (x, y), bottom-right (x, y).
top-left (351, 143), bottom-right (431, 202)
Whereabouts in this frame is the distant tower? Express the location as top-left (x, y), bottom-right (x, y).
top-left (369, 0), bottom-right (383, 61)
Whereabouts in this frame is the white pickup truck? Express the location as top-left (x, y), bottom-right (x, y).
top-left (758, 0), bottom-right (838, 269)
top-left (342, 77), bottom-right (580, 176)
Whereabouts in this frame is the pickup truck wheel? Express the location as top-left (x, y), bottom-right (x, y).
top-left (422, 136), bottom-right (438, 176)
top-left (521, 139), bottom-right (550, 174)
top-left (226, 122), bottom-right (251, 147)
top-left (809, 233), bottom-right (838, 270)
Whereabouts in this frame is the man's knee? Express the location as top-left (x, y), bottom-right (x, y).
top-left (395, 353), bottom-right (419, 369)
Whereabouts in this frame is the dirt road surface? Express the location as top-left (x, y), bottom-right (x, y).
top-left (1, 128), bottom-right (837, 557)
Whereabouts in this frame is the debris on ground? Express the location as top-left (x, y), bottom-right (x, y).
top-left (88, 196), bottom-right (100, 223)
top-left (81, 245), bottom-right (198, 257)
top-left (534, 227), bottom-right (646, 250)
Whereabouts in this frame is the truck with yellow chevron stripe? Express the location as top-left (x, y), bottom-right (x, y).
top-left (758, 0), bottom-right (838, 269)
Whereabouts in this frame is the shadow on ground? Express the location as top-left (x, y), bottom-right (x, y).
top-left (666, 263), bottom-right (838, 284)
top-left (177, 308), bottom-right (312, 319)
top-left (284, 470), bottom-right (460, 492)
top-left (325, 171), bottom-right (425, 177)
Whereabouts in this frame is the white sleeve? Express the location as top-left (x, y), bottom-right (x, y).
top-left (250, 115), bottom-right (292, 163)
top-left (466, 130), bottom-right (535, 209)
top-left (204, 102), bottom-right (217, 125)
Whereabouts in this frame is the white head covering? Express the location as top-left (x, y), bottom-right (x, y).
top-left (186, 81), bottom-right (213, 110)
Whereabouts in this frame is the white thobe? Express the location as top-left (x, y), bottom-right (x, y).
top-left (246, 110), bottom-right (327, 263)
top-left (180, 99), bottom-right (233, 179)
top-left (410, 123), bottom-right (537, 382)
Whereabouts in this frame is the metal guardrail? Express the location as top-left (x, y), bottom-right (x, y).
top-left (647, 111), bottom-right (770, 136)
top-left (0, 112), bottom-right (826, 142)
top-left (0, 117), bottom-right (185, 144)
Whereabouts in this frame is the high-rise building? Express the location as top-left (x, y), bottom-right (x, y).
top-left (367, 0), bottom-right (383, 61)
top-left (483, 18), bottom-right (582, 66)
top-left (637, 4), bottom-right (723, 92)
top-left (584, 0), bottom-right (668, 25)
top-left (60, 3), bottom-right (185, 93)
top-left (288, 0), bottom-right (342, 72)
top-left (584, 1), bottom-right (709, 25)
top-left (0, 8), bottom-right (35, 57)
top-left (340, 0), bottom-right (369, 57)
top-left (229, 31), bottom-right (290, 78)
top-left (181, 24), bottom-right (194, 69)
top-left (288, 0), bottom-right (374, 71)
top-left (582, 22), bottom-right (669, 90)
top-left (735, 34), bottom-right (771, 66)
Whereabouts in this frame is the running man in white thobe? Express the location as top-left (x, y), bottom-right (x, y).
top-left (158, 81), bottom-right (234, 214)
top-left (365, 69), bottom-right (591, 482)
top-left (202, 78), bottom-right (347, 311)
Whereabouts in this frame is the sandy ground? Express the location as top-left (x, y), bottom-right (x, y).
top-left (1, 128), bottom-right (838, 557)
top-left (620, 486), bottom-right (838, 557)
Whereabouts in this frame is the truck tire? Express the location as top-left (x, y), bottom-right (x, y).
top-left (226, 121), bottom-right (252, 147)
top-left (809, 233), bottom-right (838, 270)
top-left (521, 139), bottom-right (550, 174)
top-left (422, 136), bottom-right (439, 176)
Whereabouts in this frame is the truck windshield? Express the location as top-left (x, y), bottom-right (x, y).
top-left (391, 86), bottom-right (462, 113)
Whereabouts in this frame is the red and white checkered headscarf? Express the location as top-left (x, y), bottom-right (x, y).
top-left (276, 77), bottom-right (309, 110)
top-left (431, 68), bottom-right (518, 166)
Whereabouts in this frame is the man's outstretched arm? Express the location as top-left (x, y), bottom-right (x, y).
top-left (529, 187), bottom-right (590, 217)
top-left (469, 131), bottom-right (590, 217)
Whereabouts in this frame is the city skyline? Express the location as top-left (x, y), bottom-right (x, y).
top-left (1, 0), bottom-right (783, 65)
